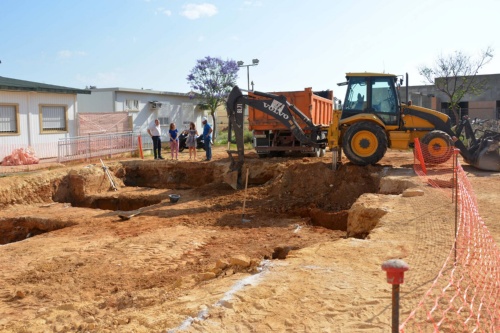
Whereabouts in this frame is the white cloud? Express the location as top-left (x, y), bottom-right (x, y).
top-left (243, 1), bottom-right (263, 7)
top-left (156, 7), bottom-right (171, 16)
top-left (58, 50), bottom-right (87, 59)
top-left (181, 3), bottom-right (217, 20)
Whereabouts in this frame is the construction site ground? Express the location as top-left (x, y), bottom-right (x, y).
top-left (0, 146), bottom-right (499, 333)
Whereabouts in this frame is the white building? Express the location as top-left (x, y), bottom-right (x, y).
top-left (77, 87), bottom-right (207, 138)
top-left (0, 76), bottom-right (90, 159)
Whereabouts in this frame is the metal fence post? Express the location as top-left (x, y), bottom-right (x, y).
top-left (382, 259), bottom-right (409, 333)
top-left (87, 133), bottom-right (91, 161)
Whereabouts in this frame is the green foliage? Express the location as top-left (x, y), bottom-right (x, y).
top-left (215, 130), bottom-right (253, 144)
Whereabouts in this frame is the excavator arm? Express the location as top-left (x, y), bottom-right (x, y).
top-left (225, 86), bottom-right (325, 189)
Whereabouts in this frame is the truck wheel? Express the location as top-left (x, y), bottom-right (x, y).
top-left (270, 151), bottom-right (284, 157)
top-left (309, 148), bottom-right (321, 157)
top-left (421, 130), bottom-right (453, 164)
top-left (342, 122), bottom-right (388, 165)
top-left (309, 133), bottom-right (326, 157)
top-left (258, 153), bottom-right (268, 158)
top-left (319, 132), bottom-right (326, 157)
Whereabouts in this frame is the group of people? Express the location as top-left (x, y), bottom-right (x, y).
top-left (147, 117), bottom-right (213, 161)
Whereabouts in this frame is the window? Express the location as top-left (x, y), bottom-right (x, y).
top-left (40, 105), bottom-right (67, 133)
top-left (125, 99), bottom-right (139, 111)
top-left (182, 102), bottom-right (193, 112)
top-left (345, 77), bottom-right (367, 111)
top-left (372, 78), bottom-right (398, 125)
top-left (158, 117), bottom-right (169, 126)
top-left (0, 104), bottom-right (19, 135)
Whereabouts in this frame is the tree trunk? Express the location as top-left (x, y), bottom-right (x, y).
top-left (210, 111), bottom-right (217, 140)
top-left (451, 107), bottom-right (460, 126)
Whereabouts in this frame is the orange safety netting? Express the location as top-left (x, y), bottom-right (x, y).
top-left (78, 112), bottom-right (130, 136)
top-left (400, 139), bottom-right (500, 332)
top-left (1, 147), bottom-right (40, 166)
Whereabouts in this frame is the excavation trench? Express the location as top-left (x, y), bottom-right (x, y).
top-left (0, 152), bottom-right (427, 333)
top-left (0, 159), bottom-right (403, 246)
top-left (0, 216), bottom-right (76, 245)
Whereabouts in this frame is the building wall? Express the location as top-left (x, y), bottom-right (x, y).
top-left (77, 90), bottom-right (114, 113)
top-left (468, 100), bottom-right (496, 119)
top-left (78, 89), bottom-right (207, 139)
top-left (0, 90), bottom-right (77, 159)
top-left (114, 91), bottom-right (203, 136)
top-left (400, 74), bottom-right (500, 121)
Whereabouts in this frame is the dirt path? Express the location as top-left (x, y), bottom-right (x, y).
top-left (0, 147), bottom-right (498, 332)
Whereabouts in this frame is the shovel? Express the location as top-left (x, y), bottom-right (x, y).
top-left (117, 209), bottom-right (142, 221)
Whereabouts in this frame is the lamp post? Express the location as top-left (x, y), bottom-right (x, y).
top-left (237, 59), bottom-right (259, 91)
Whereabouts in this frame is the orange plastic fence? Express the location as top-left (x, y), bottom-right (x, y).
top-left (401, 139), bottom-right (500, 332)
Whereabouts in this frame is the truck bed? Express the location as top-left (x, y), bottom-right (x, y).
top-left (248, 87), bottom-right (334, 131)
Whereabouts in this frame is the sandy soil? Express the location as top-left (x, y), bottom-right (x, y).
top-left (0, 146), bottom-right (498, 333)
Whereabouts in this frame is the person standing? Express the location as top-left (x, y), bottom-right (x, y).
top-left (147, 119), bottom-right (164, 160)
top-left (202, 117), bottom-right (213, 161)
top-left (186, 122), bottom-right (199, 160)
top-left (169, 123), bottom-right (179, 160)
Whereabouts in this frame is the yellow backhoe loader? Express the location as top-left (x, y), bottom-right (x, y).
top-left (225, 72), bottom-right (500, 188)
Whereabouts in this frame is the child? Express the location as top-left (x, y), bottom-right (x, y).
top-left (169, 123), bottom-right (179, 160)
top-left (186, 122), bottom-right (199, 160)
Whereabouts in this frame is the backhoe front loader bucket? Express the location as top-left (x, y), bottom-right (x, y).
top-left (453, 118), bottom-right (500, 172)
top-left (468, 133), bottom-right (500, 171)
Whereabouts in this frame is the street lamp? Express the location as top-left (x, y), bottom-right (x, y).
top-left (237, 59), bottom-right (259, 91)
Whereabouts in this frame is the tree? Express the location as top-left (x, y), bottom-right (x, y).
top-left (418, 47), bottom-right (494, 124)
top-left (186, 56), bottom-right (239, 137)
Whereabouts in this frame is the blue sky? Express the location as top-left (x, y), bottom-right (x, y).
top-left (2, 0), bottom-right (500, 100)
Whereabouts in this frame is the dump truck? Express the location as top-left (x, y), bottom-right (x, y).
top-left (225, 72), bottom-right (500, 188)
top-left (248, 87), bottom-right (333, 158)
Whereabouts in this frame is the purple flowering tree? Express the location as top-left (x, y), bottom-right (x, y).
top-left (187, 56), bottom-right (239, 137)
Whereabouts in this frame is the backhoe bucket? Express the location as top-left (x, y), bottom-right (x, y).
top-left (223, 168), bottom-right (240, 190)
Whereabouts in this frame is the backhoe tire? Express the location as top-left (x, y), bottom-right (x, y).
top-left (342, 122), bottom-right (388, 166)
top-left (421, 130), bottom-right (453, 164)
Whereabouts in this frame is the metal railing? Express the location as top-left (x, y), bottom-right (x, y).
top-left (57, 131), bottom-right (141, 162)
top-left (2, 131), bottom-right (159, 166)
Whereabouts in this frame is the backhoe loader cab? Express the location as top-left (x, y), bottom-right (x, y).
top-left (341, 73), bottom-right (400, 126)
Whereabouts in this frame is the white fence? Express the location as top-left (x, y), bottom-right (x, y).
top-left (1, 132), bottom-right (157, 169)
top-left (57, 132), bottom-right (150, 163)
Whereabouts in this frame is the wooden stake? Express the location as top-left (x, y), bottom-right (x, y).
top-left (242, 168), bottom-right (250, 221)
